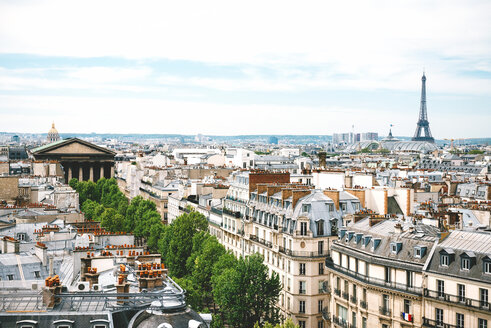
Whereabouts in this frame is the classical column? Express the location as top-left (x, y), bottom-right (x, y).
top-left (100, 165), bottom-right (104, 180)
top-left (79, 166), bottom-right (83, 181)
top-left (89, 165), bottom-right (94, 182)
top-left (110, 165), bottom-right (114, 178)
top-left (68, 165), bottom-right (72, 181)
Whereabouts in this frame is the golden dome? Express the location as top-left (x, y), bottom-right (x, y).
top-left (47, 122), bottom-right (60, 143)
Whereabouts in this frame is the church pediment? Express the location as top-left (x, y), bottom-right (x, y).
top-left (44, 142), bottom-right (108, 155)
top-left (32, 138), bottom-right (115, 156)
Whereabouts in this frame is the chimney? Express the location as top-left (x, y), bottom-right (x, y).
top-left (318, 152), bottom-right (327, 168)
top-left (35, 242), bottom-right (48, 266)
top-left (323, 190), bottom-right (340, 210)
top-left (2, 236), bottom-right (20, 254)
top-left (394, 223), bottom-right (402, 234)
top-left (292, 189), bottom-right (312, 209)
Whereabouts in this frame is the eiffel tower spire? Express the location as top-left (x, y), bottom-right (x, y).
top-left (412, 72), bottom-right (435, 143)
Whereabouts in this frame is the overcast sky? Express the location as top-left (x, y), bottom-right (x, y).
top-left (0, 0), bottom-right (490, 137)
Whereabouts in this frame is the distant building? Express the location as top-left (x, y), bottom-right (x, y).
top-left (269, 136), bottom-right (279, 144)
top-left (8, 146), bottom-right (28, 161)
top-left (32, 138), bottom-right (116, 182)
top-left (361, 132), bottom-right (378, 141)
top-left (47, 122), bottom-right (60, 143)
top-left (11, 135), bottom-right (20, 143)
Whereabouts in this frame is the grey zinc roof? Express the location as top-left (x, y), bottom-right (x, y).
top-left (439, 230), bottom-right (491, 254)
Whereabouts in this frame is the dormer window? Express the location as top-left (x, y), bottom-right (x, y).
top-left (460, 251), bottom-right (476, 271)
top-left (441, 255), bottom-right (449, 266)
top-left (414, 246), bottom-right (427, 258)
top-left (391, 242), bottom-right (402, 254)
top-left (372, 238), bottom-right (381, 250)
top-left (484, 259), bottom-right (491, 274)
top-left (341, 203), bottom-right (347, 211)
top-left (339, 229), bottom-right (347, 240)
top-left (346, 231), bottom-right (355, 242)
top-left (440, 248), bottom-right (455, 267)
top-left (302, 204), bottom-right (311, 213)
top-left (355, 233), bottom-right (363, 244)
top-left (363, 236), bottom-right (372, 247)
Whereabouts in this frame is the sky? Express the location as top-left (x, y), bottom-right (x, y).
top-left (0, 0), bottom-right (490, 138)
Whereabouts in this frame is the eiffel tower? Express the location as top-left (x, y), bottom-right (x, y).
top-left (412, 72), bottom-right (435, 143)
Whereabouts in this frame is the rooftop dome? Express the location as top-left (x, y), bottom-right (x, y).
top-left (47, 122), bottom-right (60, 143)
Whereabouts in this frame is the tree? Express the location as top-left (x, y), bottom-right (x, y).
top-left (468, 149), bottom-right (484, 154)
top-left (212, 254), bottom-right (282, 328)
top-left (190, 235), bottom-right (226, 309)
top-left (159, 211), bottom-right (208, 278)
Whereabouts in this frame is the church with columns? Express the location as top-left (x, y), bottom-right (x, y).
top-left (32, 138), bottom-right (116, 183)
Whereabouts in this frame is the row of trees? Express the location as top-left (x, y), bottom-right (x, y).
top-left (69, 178), bottom-right (163, 251)
top-left (70, 178), bottom-right (292, 328)
top-left (158, 212), bottom-right (283, 328)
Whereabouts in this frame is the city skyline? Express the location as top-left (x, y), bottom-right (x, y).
top-left (1, 1), bottom-right (490, 137)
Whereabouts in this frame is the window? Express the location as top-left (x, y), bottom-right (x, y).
top-left (441, 255), bottom-right (449, 266)
top-left (406, 270), bottom-right (413, 287)
top-left (436, 308), bottom-right (444, 325)
top-left (318, 300), bottom-right (323, 313)
top-left (456, 313), bottom-right (464, 328)
top-left (404, 299), bottom-right (411, 314)
top-left (317, 221), bottom-right (324, 236)
top-left (299, 263), bottom-right (306, 275)
top-left (458, 284), bottom-right (466, 302)
top-left (287, 296), bottom-right (290, 310)
top-left (382, 294), bottom-right (389, 310)
top-left (7, 274), bottom-right (14, 281)
top-left (318, 241), bottom-right (324, 255)
top-left (485, 261), bottom-right (491, 274)
top-left (300, 222), bottom-right (307, 236)
top-left (299, 281), bottom-right (306, 294)
top-left (317, 321), bottom-right (324, 328)
top-left (478, 319), bottom-right (488, 328)
top-left (415, 247), bottom-right (422, 257)
top-left (298, 321), bottom-right (306, 328)
top-left (362, 317), bottom-right (367, 328)
top-left (437, 279), bottom-right (445, 297)
top-left (390, 243), bottom-right (397, 254)
top-left (384, 267), bottom-right (391, 283)
top-left (302, 204), bottom-right (310, 213)
top-left (299, 300), bottom-right (306, 313)
top-left (480, 288), bottom-right (489, 307)
top-left (462, 258), bottom-right (470, 270)
top-left (34, 271), bottom-right (40, 278)
top-left (341, 203), bottom-right (346, 211)
top-left (318, 262), bottom-right (324, 275)
top-left (352, 311), bottom-right (356, 327)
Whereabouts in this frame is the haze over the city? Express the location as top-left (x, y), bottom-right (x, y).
top-left (0, 0), bottom-right (490, 137)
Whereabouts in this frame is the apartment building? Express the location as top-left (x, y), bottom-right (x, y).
top-left (222, 181), bottom-right (362, 328)
top-left (423, 230), bottom-right (491, 328)
top-left (326, 217), bottom-right (439, 328)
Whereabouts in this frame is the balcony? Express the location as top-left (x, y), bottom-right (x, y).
top-left (422, 317), bottom-right (459, 328)
top-left (342, 292), bottom-right (349, 300)
top-left (278, 246), bottom-right (326, 258)
top-left (325, 259), bottom-right (422, 295)
top-left (222, 208), bottom-right (242, 218)
top-left (379, 306), bottom-right (391, 317)
top-left (350, 295), bottom-right (357, 304)
top-left (334, 288), bottom-right (341, 297)
top-left (249, 235), bottom-right (272, 248)
top-left (332, 316), bottom-right (349, 328)
top-left (321, 307), bottom-right (331, 321)
top-left (360, 300), bottom-right (367, 309)
top-left (424, 289), bottom-right (491, 312)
